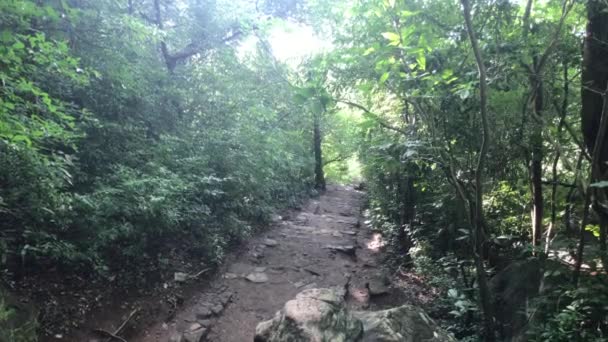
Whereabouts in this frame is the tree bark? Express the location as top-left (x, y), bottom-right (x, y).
top-left (582, 0), bottom-right (608, 157)
top-left (398, 175), bottom-right (415, 252)
top-left (581, 0), bottom-right (608, 272)
top-left (546, 59), bottom-right (570, 253)
top-left (313, 112), bottom-right (326, 190)
top-left (152, 0), bottom-right (243, 73)
top-left (530, 64), bottom-right (544, 250)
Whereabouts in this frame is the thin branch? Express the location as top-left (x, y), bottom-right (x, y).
top-left (323, 155), bottom-right (347, 166)
top-left (102, 308), bottom-right (139, 342)
top-left (94, 329), bottom-right (127, 342)
top-left (461, 0), bottom-right (495, 339)
top-left (541, 180), bottom-right (575, 188)
top-left (152, 0), bottom-right (246, 72)
top-left (522, 0), bottom-right (534, 37)
top-left (338, 100), bottom-right (408, 135)
top-left (550, 101), bottom-right (592, 161)
top-left (536, 0), bottom-right (574, 72)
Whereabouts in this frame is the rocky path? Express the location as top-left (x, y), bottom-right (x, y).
top-left (134, 185), bottom-right (395, 342)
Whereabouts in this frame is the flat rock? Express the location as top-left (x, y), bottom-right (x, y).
top-left (211, 304), bottom-right (224, 315)
top-left (246, 272), bottom-right (269, 283)
top-left (189, 323), bottom-right (202, 331)
top-left (255, 288), bottom-right (360, 342)
top-left (223, 272), bottom-right (239, 279)
top-left (219, 291), bottom-right (233, 305)
top-left (250, 252), bottom-right (264, 260)
top-left (301, 282), bottom-right (318, 290)
top-left (353, 306), bottom-right (456, 341)
top-left (341, 230), bottom-right (357, 236)
top-left (367, 280), bottom-right (390, 296)
top-left (264, 238), bottom-right (279, 247)
top-left (295, 214), bottom-right (309, 223)
top-left (195, 307), bottom-right (213, 319)
top-left (183, 327), bottom-right (208, 342)
top-left (303, 267), bottom-right (322, 276)
top-left (169, 333), bottom-right (183, 342)
top-left (255, 288), bottom-right (456, 342)
top-left (326, 244), bottom-right (357, 256)
top-left (174, 272), bottom-right (189, 282)
top-left (198, 319), bottom-right (212, 327)
top-left (293, 280), bottom-right (307, 288)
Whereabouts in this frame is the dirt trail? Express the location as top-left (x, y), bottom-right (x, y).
top-left (133, 185), bottom-right (406, 342)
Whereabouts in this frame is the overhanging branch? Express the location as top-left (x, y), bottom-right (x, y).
top-left (338, 100), bottom-right (408, 135)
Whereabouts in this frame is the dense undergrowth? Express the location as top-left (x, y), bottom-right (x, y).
top-left (317, 0), bottom-right (608, 340)
top-left (0, 0), bottom-right (324, 337)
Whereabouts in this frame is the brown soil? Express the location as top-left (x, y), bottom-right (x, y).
top-left (39, 185), bottom-right (437, 342)
top-left (132, 184), bottom-right (436, 342)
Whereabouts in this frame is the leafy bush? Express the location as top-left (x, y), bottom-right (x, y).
top-left (0, 0), bottom-right (317, 283)
top-left (529, 276), bottom-right (608, 342)
top-left (0, 291), bottom-right (37, 342)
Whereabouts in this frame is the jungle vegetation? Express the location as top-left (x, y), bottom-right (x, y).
top-left (1, 0), bottom-right (608, 340)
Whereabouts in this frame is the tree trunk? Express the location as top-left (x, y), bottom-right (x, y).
top-left (546, 59), bottom-right (569, 253)
top-left (581, 0), bottom-right (608, 271)
top-left (530, 132), bottom-right (543, 250)
top-left (530, 63), bottom-right (544, 250)
top-left (461, 0), bottom-right (495, 339)
top-left (582, 0), bottom-right (608, 157)
top-left (314, 112), bottom-right (326, 190)
top-left (398, 175), bottom-right (415, 252)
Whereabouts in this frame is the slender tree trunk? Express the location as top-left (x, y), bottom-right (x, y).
top-left (530, 65), bottom-right (544, 250)
top-left (573, 189), bottom-right (592, 284)
top-left (523, 7), bottom-right (543, 250)
top-left (313, 112), bottom-right (326, 190)
top-left (524, 0), bottom-right (573, 252)
top-left (461, 0), bottom-right (495, 339)
top-left (153, 0), bottom-right (174, 72)
top-left (530, 134), bottom-right (543, 250)
top-left (398, 175), bottom-right (415, 252)
top-left (599, 216), bottom-right (608, 267)
top-left (546, 152), bottom-right (559, 253)
top-left (546, 59), bottom-right (569, 253)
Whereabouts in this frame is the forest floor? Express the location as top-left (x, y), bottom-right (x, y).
top-left (71, 185), bottom-right (438, 342)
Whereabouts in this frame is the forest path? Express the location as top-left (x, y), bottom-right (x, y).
top-left (134, 184), bottom-right (399, 342)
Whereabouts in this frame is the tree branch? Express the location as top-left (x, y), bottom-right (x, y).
top-left (323, 155), bottom-right (347, 166)
top-left (338, 100), bottom-right (408, 135)
top-left (153, 0), bottom-right (246, 72)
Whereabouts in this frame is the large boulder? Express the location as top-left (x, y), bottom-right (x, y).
top-left (254, 287), bottom-right (455, 342)
top-left (490, 259), bottom-right (542, 341)
top-left (254, 288), bottom-right (363, 342)
top-left (353, 306), bottom-right (456, 342)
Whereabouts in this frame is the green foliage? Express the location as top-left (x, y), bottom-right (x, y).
top-left (307, 0), bottom-right (594, 340)
top-left (0, 2), bottom-right (88, 151)
top-left (530, 276), bottom-right (608, 342)
top-left (323, 111), bottom-right (362, 183)
top-left (0, 291), bottom-right (37, 342)
top-left (0, 0), bottom-right (603, 340)
top-left (0, 0), bottom-right (316, 285)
